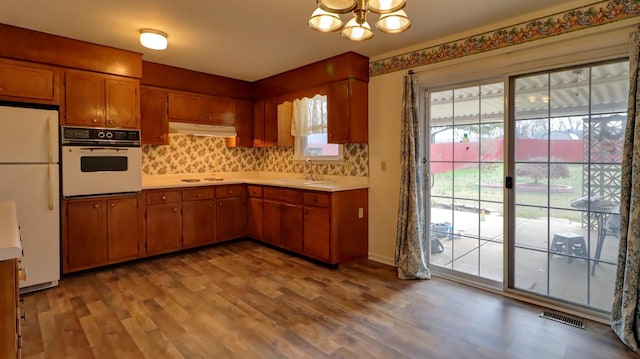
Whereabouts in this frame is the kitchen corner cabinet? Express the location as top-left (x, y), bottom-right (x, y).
top-left (215, 185), bottom-right (246, 241)
top-left (0, 58), bottom-right (58, 105)
top-left (182, 188), bottom-right (216, 248)
top-left (246, 185), bottom-right (263, 239)
top-left (247, 186), bottom-right (368, 265)
top-left (327, 79), bottom-right (368, 144)
top-left (167, 90), bottom-right (236, 126)
top-left (140, 86), bottom-right (169, 145)
top-left (0, 258), bottom-right (20, 359)
top-left (145, 190), bottom-right (182, 255)
top-left (253, 97), bottom-right (278, 147)
top-left (64, 69), bottom-right (140, 128)
top-left (62, 195), bottom-right (142, 274)
top-left (227, 100), bottom-right (254, 148)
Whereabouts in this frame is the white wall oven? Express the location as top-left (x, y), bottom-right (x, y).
top-left (61, 126), bottom-right (142, 198)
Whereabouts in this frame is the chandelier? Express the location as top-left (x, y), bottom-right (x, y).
top-left (308, 0), bottom-right (411, 41)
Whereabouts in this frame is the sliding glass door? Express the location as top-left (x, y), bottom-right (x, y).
top-left (427, 82), bottom-right (505, 284)
top-left (426, 59), bottom-right (628, 313)
top-left (511, 60), bottom-right (628, 311)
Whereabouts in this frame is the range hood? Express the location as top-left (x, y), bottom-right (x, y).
top-left (168, 122), bottom-right (237, 137)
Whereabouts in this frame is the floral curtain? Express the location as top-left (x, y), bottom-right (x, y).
top-left (611, 25), bottom-right (640, 351)
top-left (395, 71), bottom-right (430, 279)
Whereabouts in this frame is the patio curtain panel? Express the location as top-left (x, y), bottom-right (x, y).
top-left (612, 25), bottom-right (640, 351)
top-left (395, 71), bottom-right (430, 280)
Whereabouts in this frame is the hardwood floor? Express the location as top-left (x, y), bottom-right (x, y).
top-left (21, 239), bottom-right (638, 359)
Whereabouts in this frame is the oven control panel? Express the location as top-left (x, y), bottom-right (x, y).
top-left (61, 126), bottom-right (141, 147)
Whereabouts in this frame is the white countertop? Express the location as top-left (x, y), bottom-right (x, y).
top-left (0, 201), bottom-right (22, 261)
top-left (143, 171), bottom-right (369, 192)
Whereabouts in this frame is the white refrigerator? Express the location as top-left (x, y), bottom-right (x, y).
top-left (0, 105), bottom-right (60, 292)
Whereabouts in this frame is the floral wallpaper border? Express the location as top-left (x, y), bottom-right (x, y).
top-left (369, 0), bottom-right (640, 77)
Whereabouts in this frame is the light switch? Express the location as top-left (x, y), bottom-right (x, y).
top-left (381, 161), bottom-right (387, 171)
top-left (358, 208), bottom-right (364, 218)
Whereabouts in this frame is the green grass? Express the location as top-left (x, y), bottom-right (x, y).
top-left (430, 163), bottom-right (591, 221)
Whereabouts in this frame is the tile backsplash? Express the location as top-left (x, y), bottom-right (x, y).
top-left (142, 134), bottom-right (369, 176)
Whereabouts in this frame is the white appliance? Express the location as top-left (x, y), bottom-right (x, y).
top-left (61, 126), bottom-right (142, 197)
top-left (0, 104), bottom-right (60, 292)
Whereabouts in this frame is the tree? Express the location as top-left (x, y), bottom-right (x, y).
top-left (516, 159), bottom-right (570, 184)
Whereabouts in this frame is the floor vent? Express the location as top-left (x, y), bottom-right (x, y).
top-left (539, 311), bottom-right (586, 329)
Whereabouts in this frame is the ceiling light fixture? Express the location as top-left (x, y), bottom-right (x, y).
top-left (308, 0), bottom-right (411, 41)
top-left (139, 29), bottom-right (168, 50)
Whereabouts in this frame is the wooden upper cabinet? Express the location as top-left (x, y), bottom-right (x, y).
top-left (253, 97), bottom-right (278, 147)
top-left (167, 92), bottom-right (205, 122)
top-left (141, 87), bottom-right (168, 145)
top-left (327, 78), bottom-right (368, 144)
top-left (205, 96), bottom-right (235, 126)
top-left (65, 70), bottom-right (104, 127)
top-left (0, 58), bottom-right (56, 102)
top-left (65, 69), bottom-right (139, 129)
top-left (105, 78), bottom-right (139, 128)
top-left (227, 100), bottom-right (254, 147)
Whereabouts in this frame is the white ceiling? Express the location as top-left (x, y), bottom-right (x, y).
top-left (0, 0), bottom-right (589, 82)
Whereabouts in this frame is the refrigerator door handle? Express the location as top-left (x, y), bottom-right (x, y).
top-left (48, 116), bottom-right (57, 163)
top-left (48, 164), bottom-right (55, 211)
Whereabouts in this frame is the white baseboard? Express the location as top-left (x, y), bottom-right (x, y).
top-left (368, 252), bottom-right (395, 266)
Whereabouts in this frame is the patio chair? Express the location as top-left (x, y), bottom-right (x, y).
top-left (592, 214), bottom-right (620, 275)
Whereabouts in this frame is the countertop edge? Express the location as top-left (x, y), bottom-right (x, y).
top-left (142, 176), bottom-right (369, 192)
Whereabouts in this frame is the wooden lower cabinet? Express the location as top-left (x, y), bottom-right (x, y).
top-left (302, 206), bottom-right (330, 261)
top-left (182, 200), bottom-right (216, 248)
top-left (216, 196), bottom-right (245, 241)
top-left (248, 186), bottom-right (368, 265)
top-left (146, 202), bottom-right (182, 255)
top-left (246, 197), bottom-right (263, 239)
top-left (63, 195), bottom-right (142, 273)
top-left (0, 259), bottom-right (20, 358)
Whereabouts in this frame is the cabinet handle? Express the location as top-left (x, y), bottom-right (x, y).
top-left (161, 195), bottom-right (167, 200)
top-left (110, 202), bottom-right (116, 207)
top-left (160, 134), bottom-right (165, 140)
top-left (219, 202), bottom-right (223, 207)
top-left (94, 204), bottom-right (99, 208)
top-left (107, 119), bottom-right (114, 125)
top-left (197, 193), bottom-right (202, 197)
top-left (209, 204), bottom-right (214, 208)
top-left (20, 313), bottom-right (25, 321)
top-left (228, 190), bottom-right (233, 194)
top-left (173, 208), bottom-right (178, 212)
top-left (0, 86), bottom-right (4, 91)
top-left (92, 118), bottom-right (98, 124)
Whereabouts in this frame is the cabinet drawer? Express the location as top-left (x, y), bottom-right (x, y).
top-left (182, 188), bottom-right (215, 201)
top-left (247, 185), bottom-right (262, 198)
top-left (264, 187), bottom-right (302, 203)
top-left (303, 192), bottom-right (330, 208)
top-left (146, 191), bottom-right (181, 204)
top-left (216, 184), bottom-right (244, 198)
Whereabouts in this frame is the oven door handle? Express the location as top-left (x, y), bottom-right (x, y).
top-left (78, 147), bottom-right (130, 153)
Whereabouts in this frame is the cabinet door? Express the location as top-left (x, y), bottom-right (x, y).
top-left (205, 96), bottom-right (235, 126)
top-left (303, 206), bottom-right (331, 261)
top-left (65, 70), bottom-right (104, 126)
top-left (282, 204), bottom-right (303, 252)
top-left (327, 79), bottom-right (368, 144)
top-left (262, 200), bottom-right (281, 246)
top-left (247, 197), bottom-right (263, 239)
top-left (107, 197), bottom-right (139, 261)
top-left (182, 200), bottom-right (216, 247)
top-left (264, 97), bottom-right (278, 146)
top-left (253, 100), bottom-right (266, 146)
top-left (216, 196), bottom-right (245, 241)
top-left (65, 199), bottom-right (108, 270)
top-left (0, 59), bottom-right (55, 101)
top-left (232, 100), bottom-right (254, 147)
top-left (0, 259), bottom-right (18, 359)
top-left (141, 87), bottom-right (168, 145)
top-left (105, 77), bottom-right (139, 128)
top-left (168, 92), bottom-right (205, 122)
top-left (146, 203), bottom-right (182, 255)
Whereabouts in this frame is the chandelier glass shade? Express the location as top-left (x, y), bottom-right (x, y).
top-left (308, 0), bottom-right (410, 41)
